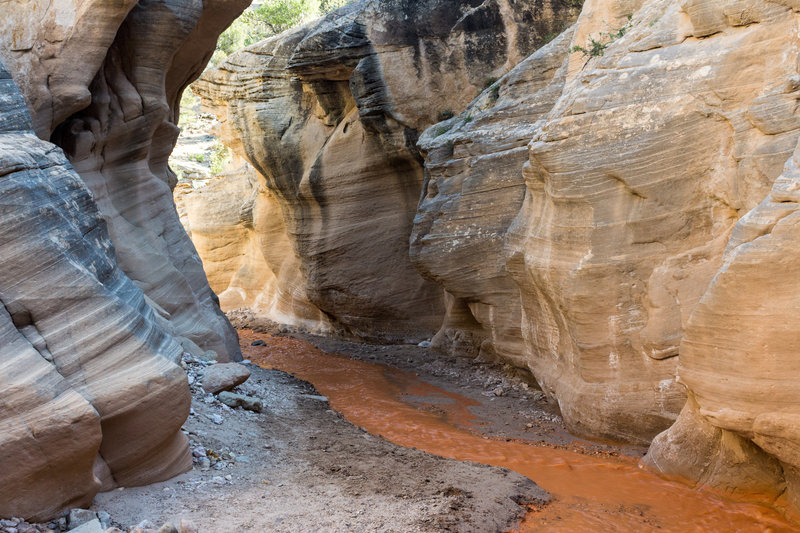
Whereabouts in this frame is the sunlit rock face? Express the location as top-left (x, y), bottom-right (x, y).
top-left (645, 137), bottom-right (800, 508)
top-left (0, 60), bottom-right (191, 521)
top-left (0, 0), bottom-right (249, 361)
top-left (190, 0), bottom-right (581, 342)
top-left (503, 0), bottom-right (800, 443)
top-left (411, 25), bottom-right (576, 368)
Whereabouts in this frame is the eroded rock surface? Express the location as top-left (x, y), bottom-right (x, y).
top-left (0, 0), bottom-right (249, 362)
top-left (411, 25), bottom-right (576, 367)
top-left (504, 0), bottom-right (800, 443)
top-left (645, 137), bottom-right (800, 508)
top-left (0, 61), bottom-right (191, 521)
top-left (189, 0), bottom-right (580, 342)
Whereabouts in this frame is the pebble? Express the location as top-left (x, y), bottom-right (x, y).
top-left (493, 386), bottom-right (505, 397)
top-left (198, 457), bottom-right (211, 470)
top-left (68, 508), bottom-right (97, 529)
top-left (251, 340), bottom-right (266, 346)
top-left (192, 446), bottom-right (207, 458)
top-left (217, 391), bottom-right (263, 413)
top-left (206, 414), bottom-right (224, 425)
top-left (211, 476), bottom-right (225, 485)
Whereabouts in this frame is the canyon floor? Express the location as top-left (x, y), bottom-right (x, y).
top-left (91, 323), bottom-right (595, 533)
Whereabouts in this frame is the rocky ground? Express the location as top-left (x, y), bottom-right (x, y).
top-left (74, 341), bottom-right (549, 532)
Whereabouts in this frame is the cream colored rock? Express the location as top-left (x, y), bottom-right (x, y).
top-left (0, 0), bottom-right (249, 362)
top-left (506, 0), bottom-right (800, 442)
top-left (0, 61), bottom-right (190, 520)
top-left (412, 26), bottom-right (576, 366)
top-left (646, 136), bottom-right (800, 508)
top-left (189, 0), bottom-right (580, 341)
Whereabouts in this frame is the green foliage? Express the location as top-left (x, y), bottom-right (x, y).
top-left (434, 125), bottom-right (450, 137)
top-left (462, 113), bottom-right (473, 124)
top-left (210, 142), bottom-right (232, 175)
top-left (211, 0), bottom-right (353, 66)
top-left (437, 109), bottom-right (454, 121)
top-left (571, 14), bottom-right (632, 58)
top-left (483, 76), bottom-right (499, 89)
top-left (178, 87), bottom-right (200, 130)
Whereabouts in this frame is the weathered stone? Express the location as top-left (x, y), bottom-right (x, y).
top-left (0, 0), bottom-right (250, 521)
top-left (0, 0), bottom-right (249, 363)
top-left (218, 391), bottom-right (264, 413)
top-left (66, 519), bottom-right (103, 533)
top-left (202, 363), bottom-right (251, 394)
top-left (187, 0), bottom-right (581, 343)
top-left (68, 510), bottom-right (96, 530)
top-left (505, 0), bottom-right (800, 443)
top-left (179, 519), bottom-right (197, 533)
top-left (0, 60), bottom-right (190, 521)
top-left (412, 25), bottom-right (577, 367)
top-left (646, 135), bottom-right (800, 505)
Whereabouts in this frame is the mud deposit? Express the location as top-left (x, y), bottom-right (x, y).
top-left (92, 342), bottom-right (545, 532)
top-left (239, 329), bottom-right (800, 532)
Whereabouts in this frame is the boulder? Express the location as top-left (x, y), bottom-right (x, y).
top-left (202, 364), bottom-right (251, 394)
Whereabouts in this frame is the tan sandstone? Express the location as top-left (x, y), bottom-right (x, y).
top-left (0, 0), bottom-right (249, 362)
top-left (189, 0), bottom-right (580, 342)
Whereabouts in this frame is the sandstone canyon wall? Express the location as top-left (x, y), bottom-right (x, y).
top-left (182, 0), bottom-right (800, 514)
top-left (187, 0), bottom-right (582, 342)
top-left (0, 0), bottom-right (249, 520)
top-left (0, 60), bottom-right (191, 521)
top-left (0, 0), bottom-right (249, 362)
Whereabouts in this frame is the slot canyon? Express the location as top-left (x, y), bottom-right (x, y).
top-left (2, 0), bottom-right (800, 531)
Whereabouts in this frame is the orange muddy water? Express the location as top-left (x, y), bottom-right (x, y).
top-left (240, 330), bottom-right (799, 532)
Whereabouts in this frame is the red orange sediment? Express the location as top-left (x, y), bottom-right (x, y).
top-left (240, 330), bottom-right (798, 532)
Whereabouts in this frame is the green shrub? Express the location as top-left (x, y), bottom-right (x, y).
top-left (571, 14), bottom-right (632, 58)
top-left (210, 142), bottom-right (231, 175)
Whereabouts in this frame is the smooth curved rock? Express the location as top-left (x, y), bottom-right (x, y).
top-left (0, 0), bottom-right (249, 362)
top-left (0, 61), bottom-right (190, 520)
top-left (645, 136), bottom-right (800, 508)
top-left (505, 0), bottom-right (800, 443)
top-left (411, 25), bottom-right (576, 367)
top-left (189, 0), bottom-right (580, 342)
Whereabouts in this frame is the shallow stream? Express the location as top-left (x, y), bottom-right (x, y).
top-left (241, 330), bottom-right (797, 532)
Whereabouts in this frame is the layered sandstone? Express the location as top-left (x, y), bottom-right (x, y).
top-left (0, 0), bottom-right (249, 361)
top-left (0, 61), bottom-right (191, 520)
top-left (503, 0), bottom-right (800, 443)
top-left (645, 137), bottom-right (800, 508)
top-left (411, 26), bottom-right (576, 367)
top-left (190, 0), bottom-right (581, 342)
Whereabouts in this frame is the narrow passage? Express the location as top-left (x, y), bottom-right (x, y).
top-left (240, 330), bottom-right (797, 532)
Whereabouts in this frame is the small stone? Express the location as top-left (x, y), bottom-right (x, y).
top-left (135, 521), bottom-right (153, 530)
top-left (157, 523), bottom-right (178, 533)
top-left (202, 363), bottom-right (251, 394)
top-left (237, 456), bottom-right (250, 464)
top-left (211, 476), bottom-right (225, 485)
top-left (207, 413), bottom-right (224, 425)
top-left (493, 386), bottom-right (505, 397)
top-left (192, 446), bottom-right (206, 458)
top-left (224, 474), bottom-right (232, 481)
top-left (103, 528), bottom-right (124, 533)
top-left (250, 340), bottom-right (265, 346)
top-left (65, 518), bottom-right (103, 533)
top-left (68, 509), bottom-right (97, 529)
top-left (179, 519), bottom-right (197, 533)
top-left (0, 521), bottom-right (15, 528)
top-left (417, 340), bottom-right (431, 348)
top-left (198, 457), bottom-right (211, 470)
top-left (217, 391), bottom-right (263, 413)
top-left (4, 527), bottom-right (17, 533)
top-left (96, 510), bottom-right (111, 529)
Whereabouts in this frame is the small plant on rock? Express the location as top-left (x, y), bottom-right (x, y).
top-left (571, 14), bottom-right (632, 58)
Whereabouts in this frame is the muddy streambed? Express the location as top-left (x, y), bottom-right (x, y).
top-left (240, 329), bottom-right (798, 532)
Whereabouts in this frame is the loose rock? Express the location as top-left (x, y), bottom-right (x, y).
top-left (201, 363), bottom-right (251, 394)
